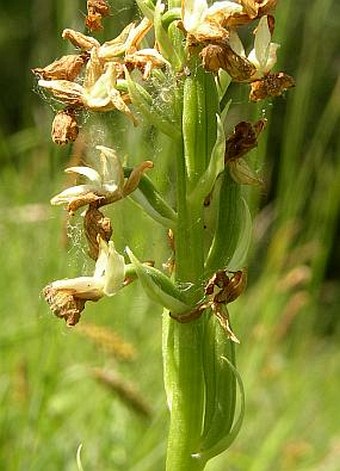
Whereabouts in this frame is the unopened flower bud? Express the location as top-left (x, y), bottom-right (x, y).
top-left (51, 108), bottom-right (79, 145)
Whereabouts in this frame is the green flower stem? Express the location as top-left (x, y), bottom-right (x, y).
top-left (163, 63), bottom-right (211, 471)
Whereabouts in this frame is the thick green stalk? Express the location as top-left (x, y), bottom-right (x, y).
top-left (163, 65), bottom-right (209, 471)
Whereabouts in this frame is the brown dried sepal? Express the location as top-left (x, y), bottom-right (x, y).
top-left (249, 72), bottom-right (295, 101)
top-left (171, 268), bottom-right (247, 343)
top-left (200, 43), bottom-right (256, 81)
top-left (239, 0), bottom-right (277, 19)
top-left (205, 269), bottom-right (247, 304)
top-left (185, 20), bottom-right (230, 48)
top-left (51, 108), bottom-right (79, 145)
top-left (222, 0), bottom-right (277, 26)
top-left (86, 0), bottom-right (110, 31)
top-left (67, 192), bottom-right (106, 215)
top-left (32, 54), bottom-right (87, 81)
top-left (225, 119), bottom-right (267, 162)
top-left (62, 28), bottom-right (100, 50)
top-left (84, 206), bottom-right (113, 260)
top-left (43, 285), bottom-right (87, 326)
top-left (122, 160), bottom-right (154, 197)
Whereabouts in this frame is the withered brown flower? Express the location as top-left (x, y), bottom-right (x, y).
top-left (32, 54), bottom-right (87, 81)
top-left (51, 108), bottom-right (79, 145)
top-left (86, 0), bottom-right (110, 31)
top-left (200, 42), bottom-right (257, 81)
top-left (43, 237), bottom-right (125, 326)
top-left (225, 119), bottom-right (267, 162)
top-left (84, 206), bottom-right (113, 260)
top-left (225, 120), bottom-right (267, 186)
top-left (249, 72), bottom-right (295, 101)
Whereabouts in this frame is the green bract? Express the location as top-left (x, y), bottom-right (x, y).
top-left (126, 247), bottom-right (191, 313)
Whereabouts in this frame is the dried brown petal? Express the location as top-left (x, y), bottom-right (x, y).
top-left (122, 160), bottom-right (154, 196)
top-left (200, 43), bottom-right (256, 81)
top-left (38, 79), bottom-right (84, 106)
top-left (51, 108), bottom-right (79, 145)
top-left (86, 0), bottom-right (110, 31)
top-left (86, 9), bottom-right (103, 32)
top-left (185, 21), bottom-right (229, 49)
top-left (225, 119), bottom-right (267, 162)
top-left (124, 51), bottom-right (168, 80)
top-left (228, 0), bottom-right (277, 25)
top-left (249, 72), bottom-right (295, 101)
top-left (67, 192), bottom-right (105, 214)
top-left (84, 206), bottom-right (113, 260)
top-left (239, 0), bottom-right (259, 18)
top-left (43, 285), bottom-right (86, 326)
top-left (88, 0), bottom-right (110, 16)
top-left (62, 28), bottom-right (100, 50)
top-left (32, 54), bottom-right (87, 81)
top-left (216, 269), bottom-right (247, 304)
top-left (214, 306), bottom-right (240, 343)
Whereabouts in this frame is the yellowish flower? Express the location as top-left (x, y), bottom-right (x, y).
top-left (201, 15), bottom-right (279, 82)
top-left (181, 0), bottom-right (242, 43)
top-left (51, 145), bottom-right (153, 213)
top-left (229, 15), bottom-right (279, 79)
top-left (43, 237), bottom-right (125, 325)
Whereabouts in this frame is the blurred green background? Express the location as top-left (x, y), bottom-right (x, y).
top-left (0, 0), bottom-right (339, 470)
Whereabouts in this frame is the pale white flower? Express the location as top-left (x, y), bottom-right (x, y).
top-left (51, 145), bottom-right (124, 211)
top-left (51, 145), bottom-right (153, 213)
top-left (182, 0), bottom-right (243, 33)
top-left (50, 238), bottom-right (125, 299)
top-left (182, 0), bottom-right (208, 33)
top-left (229, 15), bottom-right (279, 79)
top-left (43, 237), bottom-right (126, 325)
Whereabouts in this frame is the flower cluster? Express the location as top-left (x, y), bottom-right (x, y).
top-left (37, 0), bottom-right (294, 331)
top-left (32, 10), bottom-right (169, 144)
top-left (43, 145), bottom-right (153, 325)
top-left (182, 0), bottom-right (294, 100)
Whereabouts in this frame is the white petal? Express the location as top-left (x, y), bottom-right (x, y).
top-left (93, 238), bottom-right (110, 279)
top-left (38, 79), bottom-right (84, 94)
top-left (248, 42), bottom-right (279, 76)
top-left (254, 16), bottom-right (271, 70)
top-left (182, 0), bottom-right (208, 33)
top-left (103, 241), bottom-right (125, 296)
top-left (264, 42), bottom-right (280, 73)
top-left (50, 184), bottom-right (99, 205)
top-left (51, 276), bottom-right (104, 299)
top-left (65, 166), bottom-right (101, 183)
top-left (96, 145), bottom-right (124, 189)
top-left (229, 30), bottom-right (246, 57)
top-left (207, 1), bottom-right (243, 16)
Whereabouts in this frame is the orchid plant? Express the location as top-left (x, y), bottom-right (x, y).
top-left (33, 1), bottom-right (294, 470)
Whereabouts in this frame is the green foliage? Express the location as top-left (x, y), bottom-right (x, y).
top-left (0, 0), bottom-right (339, 470)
